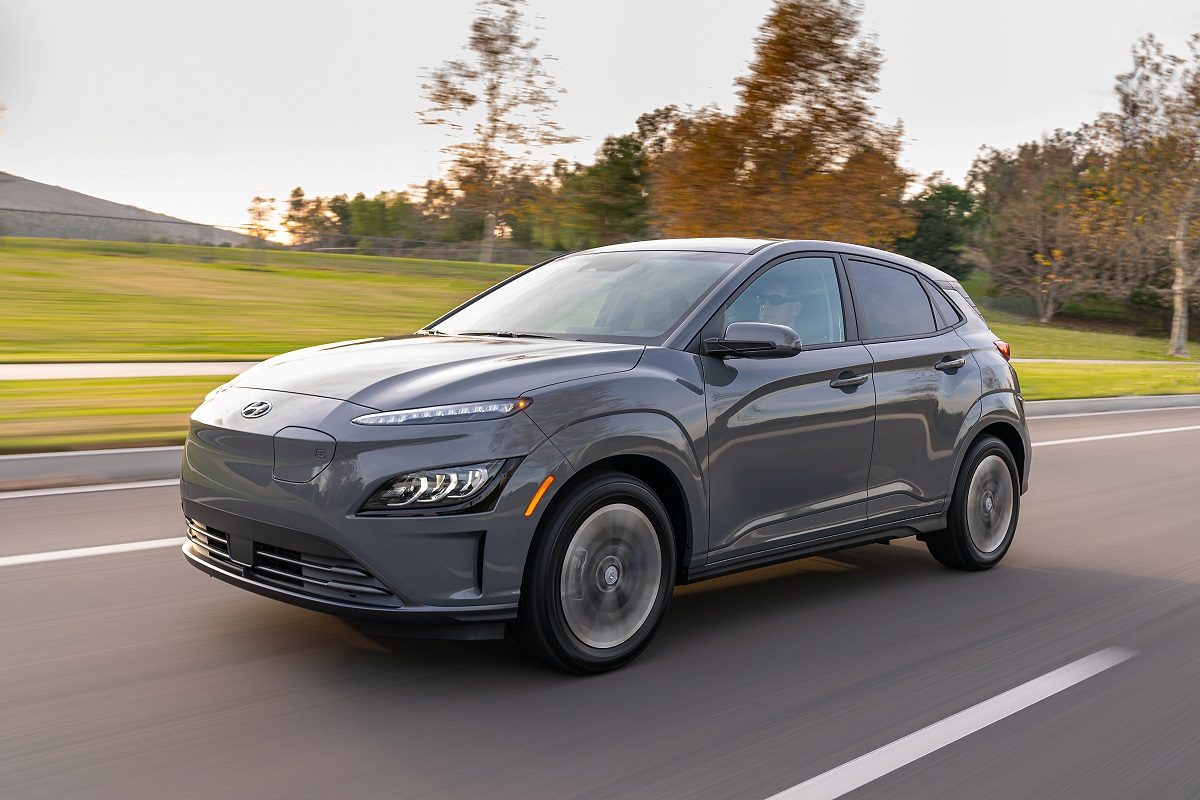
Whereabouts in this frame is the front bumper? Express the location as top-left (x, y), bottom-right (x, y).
top-left (180, 386), bottom-right (573, 626)
top-left (183, 541), bottom-right (518, 624)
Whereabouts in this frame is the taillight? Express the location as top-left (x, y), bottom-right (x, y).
top-left (994, 340), bottom-right (1011, 361)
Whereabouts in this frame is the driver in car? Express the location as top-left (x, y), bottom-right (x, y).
top-left (757, 290), bottom-right (802, 327)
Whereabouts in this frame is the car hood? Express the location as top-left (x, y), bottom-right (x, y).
top-left (232, 335), bottom-right (645, 411)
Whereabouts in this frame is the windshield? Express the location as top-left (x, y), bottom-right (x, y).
top-left (431, 250), bottom-right (745, 342)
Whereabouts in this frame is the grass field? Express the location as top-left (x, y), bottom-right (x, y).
top-left (1014, 362), bottom-right (1200, 402)
top-left (0, 376), bottom-right (224, 453)
top-left (2, 236), bottom-right (1196, 362)
top-left (984, 311), bottom-right (1193, 361)
top-left (0, 237), bottom-right (520, 362)
top-left (2, 238), bottom-right (1198, 453)
top-left (958, 272), bottom-right (1197, 362)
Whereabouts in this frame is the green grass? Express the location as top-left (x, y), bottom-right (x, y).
top-left (3, 238), bottom-right (1199, 453)
top-left (1015, 362), bottom-right (1200, 400)
top-left (0, 237), bottom-right (522, 362)
top-left (986, 313), bottom-right (1191, 361)
top-left (2, 236), bottom-right (1192, 363)
top-left (0, 375), bottom-right (228, 453)
top-left (958, 272), bottom-right (1197, 361)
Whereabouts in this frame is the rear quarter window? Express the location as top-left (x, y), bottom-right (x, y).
top-left (926, 283), bottom-right (963, 328)
top-left (848, 260), bottom-right (936, 339)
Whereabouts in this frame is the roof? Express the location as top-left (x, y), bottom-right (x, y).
top-left (580, 238), bottom-right (956, 283)
top-left (583, 238), bottom-right (779, 255)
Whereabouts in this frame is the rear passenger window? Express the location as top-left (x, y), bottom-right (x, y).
top-left (927, 284), bottom-right (963, 328)
top-left (849, 260), bottom-right (936, 339)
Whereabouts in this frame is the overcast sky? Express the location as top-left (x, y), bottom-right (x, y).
top-left (1, 0), bottom-right (1198, 227)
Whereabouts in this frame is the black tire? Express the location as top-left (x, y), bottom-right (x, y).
top-left (926, 435), bottom-right (1020, 571)
top-left (513, 471), bottom-right (677, 674)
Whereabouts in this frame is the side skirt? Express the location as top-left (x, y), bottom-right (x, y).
top-left (681, 512), bottom-right (946, 584)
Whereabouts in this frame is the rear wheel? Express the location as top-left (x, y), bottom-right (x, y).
top-left (514, 471), bottom-right (676, 673)
top-left (925, 435), bottom-right (1019, 570)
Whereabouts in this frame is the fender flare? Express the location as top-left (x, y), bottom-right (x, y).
top-left (544, 411), bottom-right (709, 564)
top-left (940, 390), bottom-right (1028, 510)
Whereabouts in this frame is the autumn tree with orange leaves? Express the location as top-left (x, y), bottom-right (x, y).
top-left (649, 0), bottom-right (914, 245)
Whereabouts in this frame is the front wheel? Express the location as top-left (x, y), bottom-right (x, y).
top-left (925, 435), bottom-right (1020, 570)
top-left (514, 472), bottom-right (676, 673)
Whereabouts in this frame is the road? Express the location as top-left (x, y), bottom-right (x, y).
top-left (2, 408), bottom-right (1199, 799)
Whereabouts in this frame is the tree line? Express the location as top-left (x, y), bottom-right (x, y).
top-left (252, 0), bottom-right (1199, 355)
top-left (972, 35), bottom-right (1200, 355)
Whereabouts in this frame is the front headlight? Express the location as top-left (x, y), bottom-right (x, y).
top-left (351, 398), bottom-right (530, 426)
top-left (360, 459), bottom-right (510, 512)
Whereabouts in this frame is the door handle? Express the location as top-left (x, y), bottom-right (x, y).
top-left (829, 371), bottom-right (869, 389)
top-left (935, 356), bottom-right (967, 372)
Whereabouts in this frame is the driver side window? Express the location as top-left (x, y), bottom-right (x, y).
top-left (724, 256), bottom-right (846, 346)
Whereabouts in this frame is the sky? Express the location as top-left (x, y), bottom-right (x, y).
top-left (1, 0), bottom-right (1198, 227)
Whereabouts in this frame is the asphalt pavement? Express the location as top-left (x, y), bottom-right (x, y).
top-left (2, 408), bottom-right (1199, 799)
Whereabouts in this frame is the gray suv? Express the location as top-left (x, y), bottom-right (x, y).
top-left (181, 238), bottom-right (1030, 672)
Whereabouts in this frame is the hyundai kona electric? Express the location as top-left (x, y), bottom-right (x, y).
top-left (181, 238), bottom-right (1030, 672)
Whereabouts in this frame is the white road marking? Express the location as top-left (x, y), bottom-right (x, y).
top-left (0, 537), bottom-right (184, 567)
top-left (1029, 405), bottom-right (1200, 420)
top-left (0, 478), bottom-right (179, 501)
top-left (1033, 424), bottom-right (1200, 448)
top-left (766, 647), bottom-right (1136, 800)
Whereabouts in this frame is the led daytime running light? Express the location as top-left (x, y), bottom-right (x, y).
top-left (352, 398), bottom-right (530, 426)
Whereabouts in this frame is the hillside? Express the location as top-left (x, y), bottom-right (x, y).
top-left (0, 172), bottom-right (251, 245)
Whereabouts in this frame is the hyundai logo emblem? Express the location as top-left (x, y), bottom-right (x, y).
top-left (241, 400), bottom-right (272, 419)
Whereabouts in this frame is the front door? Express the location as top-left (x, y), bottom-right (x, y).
top-left (702, 255), bottom-right (876, 563)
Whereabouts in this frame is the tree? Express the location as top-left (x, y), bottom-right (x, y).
top-left (648, 0), bottom-right (914, 245)
top-left (971, 135), bottom-right (1095, 323)
top-left (527, 127), bottom-right (657, 250)
top-left (894, 180), bottom-right (978, 278)
top-left (420, 0), bottom-right (576, 263)
top-left (281, 188), bottom-right (338, 247)
top-left (246, 195), bottom-right (276, 241)
top-left (1099, 35), bottom-right (1200, 356)
top-left (347, 191), bottom-right (420, 253)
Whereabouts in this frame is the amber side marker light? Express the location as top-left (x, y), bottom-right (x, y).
top-left (994, 340), bottom-right (1011, 361)
top-left (524, 475), bottom-right (555, 517)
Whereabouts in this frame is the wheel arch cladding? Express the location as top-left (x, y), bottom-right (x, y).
top-left (538, 454), bottom-right (693, 579)
top-left (975, 421), bottom-right (1026, 487)
top-left (546, 413), bottom-right (707, 574)
top-left (946, 390), bottom-right (1029, 507)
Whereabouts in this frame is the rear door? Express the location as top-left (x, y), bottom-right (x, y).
top-left (846, 258), bottom-right (981, 524)
top-left (701, 254), bottom-right (876, 563)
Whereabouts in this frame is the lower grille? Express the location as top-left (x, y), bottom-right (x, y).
top-left (185, 517), bottom-right (402, 607)
top-left (186, 518), bottom-right (230, 558)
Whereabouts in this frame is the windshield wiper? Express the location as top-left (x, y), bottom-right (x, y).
top-left (455, 331), bottom-right (559, 339)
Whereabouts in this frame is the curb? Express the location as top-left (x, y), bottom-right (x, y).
top-left (3, 394), bottom-right (1199, 492)
top-left (1023, 393), bottom-right (1200, 418)
top-left (1, 446), bottom-right (182, 492)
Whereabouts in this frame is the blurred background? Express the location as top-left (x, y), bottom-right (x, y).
top-left (1, 0), bottom-right (1199, 455)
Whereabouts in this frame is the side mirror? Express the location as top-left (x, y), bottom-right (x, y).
top-left (703, 322), bottom-right (803, 359)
